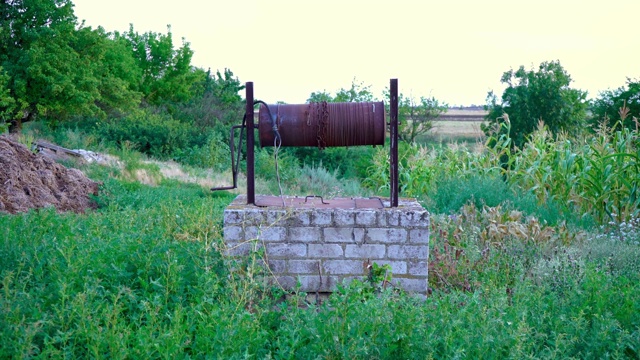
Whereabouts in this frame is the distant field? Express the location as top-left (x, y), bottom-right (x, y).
top-left (429, 120), bottom-right (486, 139)
top-left (438, 108), bottom-right (488, 121)
top-left (429, 108), bottom-right (487, 140)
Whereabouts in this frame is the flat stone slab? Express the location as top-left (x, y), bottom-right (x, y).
top-left (254, 195), bottom-right (385, 209)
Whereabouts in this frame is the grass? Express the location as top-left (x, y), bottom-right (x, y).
top-left (1, 121), bottom-right (639, 358)
top-left (2, 178), bottom-right (638, 357)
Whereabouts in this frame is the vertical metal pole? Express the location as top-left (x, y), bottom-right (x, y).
top-left (390, 78), bottom-right (399, 207)
top-left (246, 82), bottom-right (255, 205)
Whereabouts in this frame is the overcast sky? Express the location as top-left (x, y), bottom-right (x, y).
top-left (72, 0), bottom-right (640, 106)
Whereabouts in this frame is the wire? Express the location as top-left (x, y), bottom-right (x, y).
top-left (255, 100), bottom-right (285, 205)
top-left (273, 134), bottom-right (285, 206)
top-left (253, 100), bottom-right (281, 143)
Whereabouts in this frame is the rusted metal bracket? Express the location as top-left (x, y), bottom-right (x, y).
top-left (210, 123), bottom-right (245, 191)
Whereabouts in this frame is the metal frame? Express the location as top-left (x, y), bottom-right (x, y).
top-left (243, 79), bottom-right (399, 207)
top-left (389, 79), bottom-right (399, 207)
top-left (246, 82), bottom-right (255, 205)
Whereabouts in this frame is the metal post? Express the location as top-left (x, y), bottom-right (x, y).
top-left (246, 82), bottom-right (255, 205)
top-left (390, 78), bottom-right (399, 207)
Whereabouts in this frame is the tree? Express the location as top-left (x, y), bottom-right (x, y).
top-left (0, 67), bottom-right (17, 132)
top-left (0, 0), bottom-right (143, 131)
top-left (397, 94), bottom-right (447, 143)
top-left (382, 89), bottom-right (447, 143)
top-left (119, 25), bottom-right (201, 107)
top-left (334, 78), bottom-right (374, 103)
top-left (306, 78), bottom-right (375, 103)
top-left (1, 0), bottom-right (79, 130)
top-left (590, 78), bottom-right (640, 130)
top-left (306, 90), bottom-right (333, 103)
top-left (174, 68), bottom-right (244, 128)
top-left (483, 60), bottom-right (588, 148)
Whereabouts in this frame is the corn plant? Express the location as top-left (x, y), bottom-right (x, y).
top-left (577, 120), bottom-right (639, 223)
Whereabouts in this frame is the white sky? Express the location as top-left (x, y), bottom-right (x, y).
top-left (72, 0), bottom-right (640, 106)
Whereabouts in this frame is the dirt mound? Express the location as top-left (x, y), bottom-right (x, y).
top-left (0, 135), bottom-right (99, 214)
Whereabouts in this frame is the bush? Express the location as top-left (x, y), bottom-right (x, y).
top-left (172, 126), bottom-right (231, 171)
top-left (429, 174), bottom-right (511, 214)
top-left (288, 146), bottom-right (375, 180)
top-left (95, 109), bottom-right (204, 159)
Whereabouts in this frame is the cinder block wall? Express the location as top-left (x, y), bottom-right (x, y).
top-left (223, 195), bottom-right (430, 294)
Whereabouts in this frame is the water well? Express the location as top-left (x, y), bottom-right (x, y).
top-left (215, 79), bottom-right (430, 295)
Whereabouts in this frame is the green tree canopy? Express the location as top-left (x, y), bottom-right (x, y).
top-left (590, 78), bottom-right (640, 130)
top-left (119, 25), bottom-right (201, 107)
top-left (306, 78), bottom-right (375, 103)
top-left (483, 60), bottom-right (588, 148)
top-left (174, 68), bottom-right (244, 128)
top-left (0, 0), bottom-right (145, 131)
top-left (0, 67), bottom-right (16, 132)
top-left (1, 0), bottom-right (229, 132)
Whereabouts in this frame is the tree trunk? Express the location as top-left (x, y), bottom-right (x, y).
top-left (8, 119), bottom-right (22, 133)
top-left (8, 111), bottom-right (33, 133)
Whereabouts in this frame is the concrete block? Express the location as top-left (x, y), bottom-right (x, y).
top-left (292, 210), bottom-right (310, 226)
top-left (224, 241), bottom-right (260, 256)
top-left (353, 228), bottom-right (365, 244)
top-left (386, 210), bottom-right (401, 226)
top-left (259, 226), bottom-right (287, 242)
top-left (366, 228), bottom-right (407, 243)
top-left (324, 228), bottom-right (355, 243)
top-left (223, 226), bottom-right (244, 241)
top-left (223, 210), bottom-right (244, 225)
top-left (266, 243), bottom-right (307, 258)
top-left (266, 259), bottom-right (287, 273)
top-left (266, 209), bottom-right (288, 225)
top-left (408, 261), bottom-right (428, 276)
top-left (288, 260), bottom-right (321, 274)
top-left (244, 226), bottom-right (259, 240)
top-left (393, 277), bottom-right (427, 293)
top-left (311, 210), bottom-right (332, 226)
top-left (371, 260), bottom-right (407, 275)
top-left (245, 209), bottom-right (266, 226)
top-left (323, 260), bottom-right (364, 275)
top-left (345, 244), bottom-right (386, 259)
top-left (387, 245), bottom-right (429, 260)
top-left (334, 209), bottom-right (355, 225)
top-left (272, 276), bottom-right (297, 289)
top-left (308, 244), bottom-right (343, 258)
top-left (400, 210), bottom-right (429, 227)
top-left (290, 227), bottom-right (321, 242)
top-left (355, 210), bottom-right (377, 226)
top-left (409, 229), bottom-right (430, 244)
top-left (297, 275), bottom-right (338, 292)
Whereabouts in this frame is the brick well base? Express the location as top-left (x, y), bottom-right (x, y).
top-left (223, 195), bottom-right (430, 295)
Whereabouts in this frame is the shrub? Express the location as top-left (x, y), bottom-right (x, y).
top-left (430, 174), bottom-right (510, 214)
top-left (95, 109), bottom-right (203, 159)
top-left (288, 146), bottom-right (375, 180)
top-left (172, 127), bottom-right (231, 171)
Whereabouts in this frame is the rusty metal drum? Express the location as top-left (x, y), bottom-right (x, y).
top-left (258, 102), bottom-right (385, 148)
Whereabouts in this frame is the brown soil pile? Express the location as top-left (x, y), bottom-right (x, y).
top-left (0, 135), bottom-right (99, 214)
